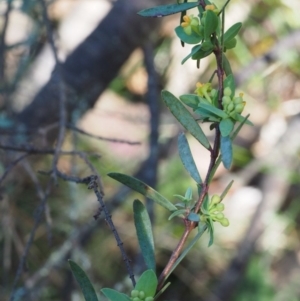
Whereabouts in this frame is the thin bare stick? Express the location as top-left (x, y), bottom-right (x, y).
top-left (66, 123), bottom-right (141, 145)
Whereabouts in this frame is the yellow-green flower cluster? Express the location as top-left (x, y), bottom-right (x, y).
top-left (195, 82), bottom-right (217, 103)
top-left (222, 87), bottom-right (246, 116)
top-left (181, 15), bottom-right (200, 35)
top-left (201, 195), bottom-right (229, 227)
top-left (131, 290), bottom-right (153, 301)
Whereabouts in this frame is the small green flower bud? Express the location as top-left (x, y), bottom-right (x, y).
top-left (222, 95), bottom-right (231, 105)
top-left (138, 291), bottom-right (145, 299)
top-left (233, 97), bottom-right (242, 104)
top-left (211, 195), bottom-right (221, 206)
top-left (183, 26), bottom-right (192, 35)
top-left (145, 297), bottom-right (154, 301)
top-left (227, 102), bottom-right (234, 112)
top-left (224, 87), bottom-right (232, 96)
top-left (191, 17), bottom-right (199, 27)
top-left (216, 213), bottom-right (224, 220)
top-left (215, 203), bottom-right (225, 211)
top-left (133, 297), bottom-right (140, 301)
top-left (131, 290), bottom-right (139, 298)
top-left (220, 218), bottom-right (229, 227)
top-left (210, 88), bottom-right (217, 98)
top-left (234, 102), bottom-right (245, 114)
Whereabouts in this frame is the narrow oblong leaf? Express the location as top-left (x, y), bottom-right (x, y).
top-left (219, 118), bottom-right (234, 137)
top-left (222, 53), bottom-right (232, 76)
top-left (192, 47), bottom-right (213, 60)
top-left (223, 22), bottom-right (242, 43)
top-left (231, 114), bottom-right (251, 140)
top-left (101, 288), bottom-right (131, 301)
top-left (220, 135), bottom-right (232, 169)
top-left (179, 94), bottom-right (200, 110)
top-left (161, 90), bottom-right (211, 150)
top-left (197, 103), bottom-right (228, 119)
top-left (207, 217), bottom-right (215, 247)
top-left (108, 173), bottom-right (177, 212)
top-left (235, 113), bottom-right (253, 126)
top-left (204, 10), bottom-right (219, 39)
top-left (138, 2), bottom-right (199, 17)
top-left (133, 200), bottom-right (156, 271)
top-left (220, 180), bottom-right (234, 200)
top-left (175, 26), bottom-right (202, 45)
top-left (178, 133), bottom-right (202, 183)
top-left (135, 270), bottom-right (158, 297)
top-left (168, 209), bottom-right (186, 220)
top-left (181, 44), bottom-right (202, 64)
top-left (224, 38), bottom-right (237, 49)
top-left (69, 260), bottom-right (99, 301)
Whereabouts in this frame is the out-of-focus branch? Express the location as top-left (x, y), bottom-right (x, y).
top-left (16, 0), bottom-right (164, 142)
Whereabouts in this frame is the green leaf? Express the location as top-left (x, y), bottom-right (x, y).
top-left (175, 26), bottom-right (202, 45)
top-left (101, 289), bottom-right (131, 301)
top-left (201, 194), bottom-right (210, 214)
top-left (219, 118), bottom-right (234, 137)
top-left (231, 114), bottom-right (251, 140)
top-left (138, 2), bottom-right (199, 17)
top-left (69, 260), bottom-right (99, 301)
top-left (223, 74), bottom-right (235, 97)
top-left (180, 94), bottom-right (210, 109)
top-left (222, 53), bottom-right (232, 76)
top-left (181, 44), bottom-right (202, 64)
top-left (161, 90), bottom-right (211, 150)
top-left (191, 47), bottom-right (213, 60)
top-left (178, 133), bottom-right (202, 183)
top-left (220, 135), bottom-right (232, 169)
top-left (234, 113), bottom-right (253, 126)
top-left (220, 180), bottom-right (234, 200)
top-left (195, 107), bottom-right (221, 122)
top-left (207, 217), bottom-right (214, 247)
top-left (204, 10), bottom-right (219, 39)
top-left (187, 212), bottom-right (200, 222)
top-left (168, 209), bottom-right (186, 220)
top-left (179, 94), bottom-right (199, 110)
top-left (223, 22), bottom-right (242, 43)
top-left (135, 270), bottom-right (158, 297)
top-left (197, 103), bottom-right (228, 119)
top-left (133, 200), bottom-right (156, 271)
top-left (224, 38), bottom-right (237, 49)
top-left (108, 173), bottom-right (177, 212)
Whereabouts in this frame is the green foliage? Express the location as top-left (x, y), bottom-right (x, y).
top-left (108, 173), bottom-right (177, 212)
top-left (178, 133), bottom-right (202, 183)
top-left (138, 2), bottom-right (199, 17)
top-left (133, 200), bottom-right (156, 271)
top-left (161, 90), bottom-right (211, 150)
top-left (70, 1), bottom-right (253, 299)
top-left (69, 260), bottom-right (99, 301)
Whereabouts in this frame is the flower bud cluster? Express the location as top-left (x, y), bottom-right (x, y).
top-left (131, 290), bottom-right (153, 301)
top-left (222, 87), bottom-right (246, 116)
top-left (181, 4), bottom-right (218, 37)
top-left (181, 15), bottom-right (200, 35)
top-left (201, 195), bottom-right (229, 227)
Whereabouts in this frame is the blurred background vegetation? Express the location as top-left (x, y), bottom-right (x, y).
top-left (1, 0), bottom-right (300, 300)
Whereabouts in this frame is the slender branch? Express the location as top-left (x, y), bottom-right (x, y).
top-left (157, 5), bottom-right (228, 290)
top-left (66, 123), bottom-right (141, 145)
top-left (39, 0), bottom-right (67, 180)
top-left (88, 176), bottom-right (136, 287)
